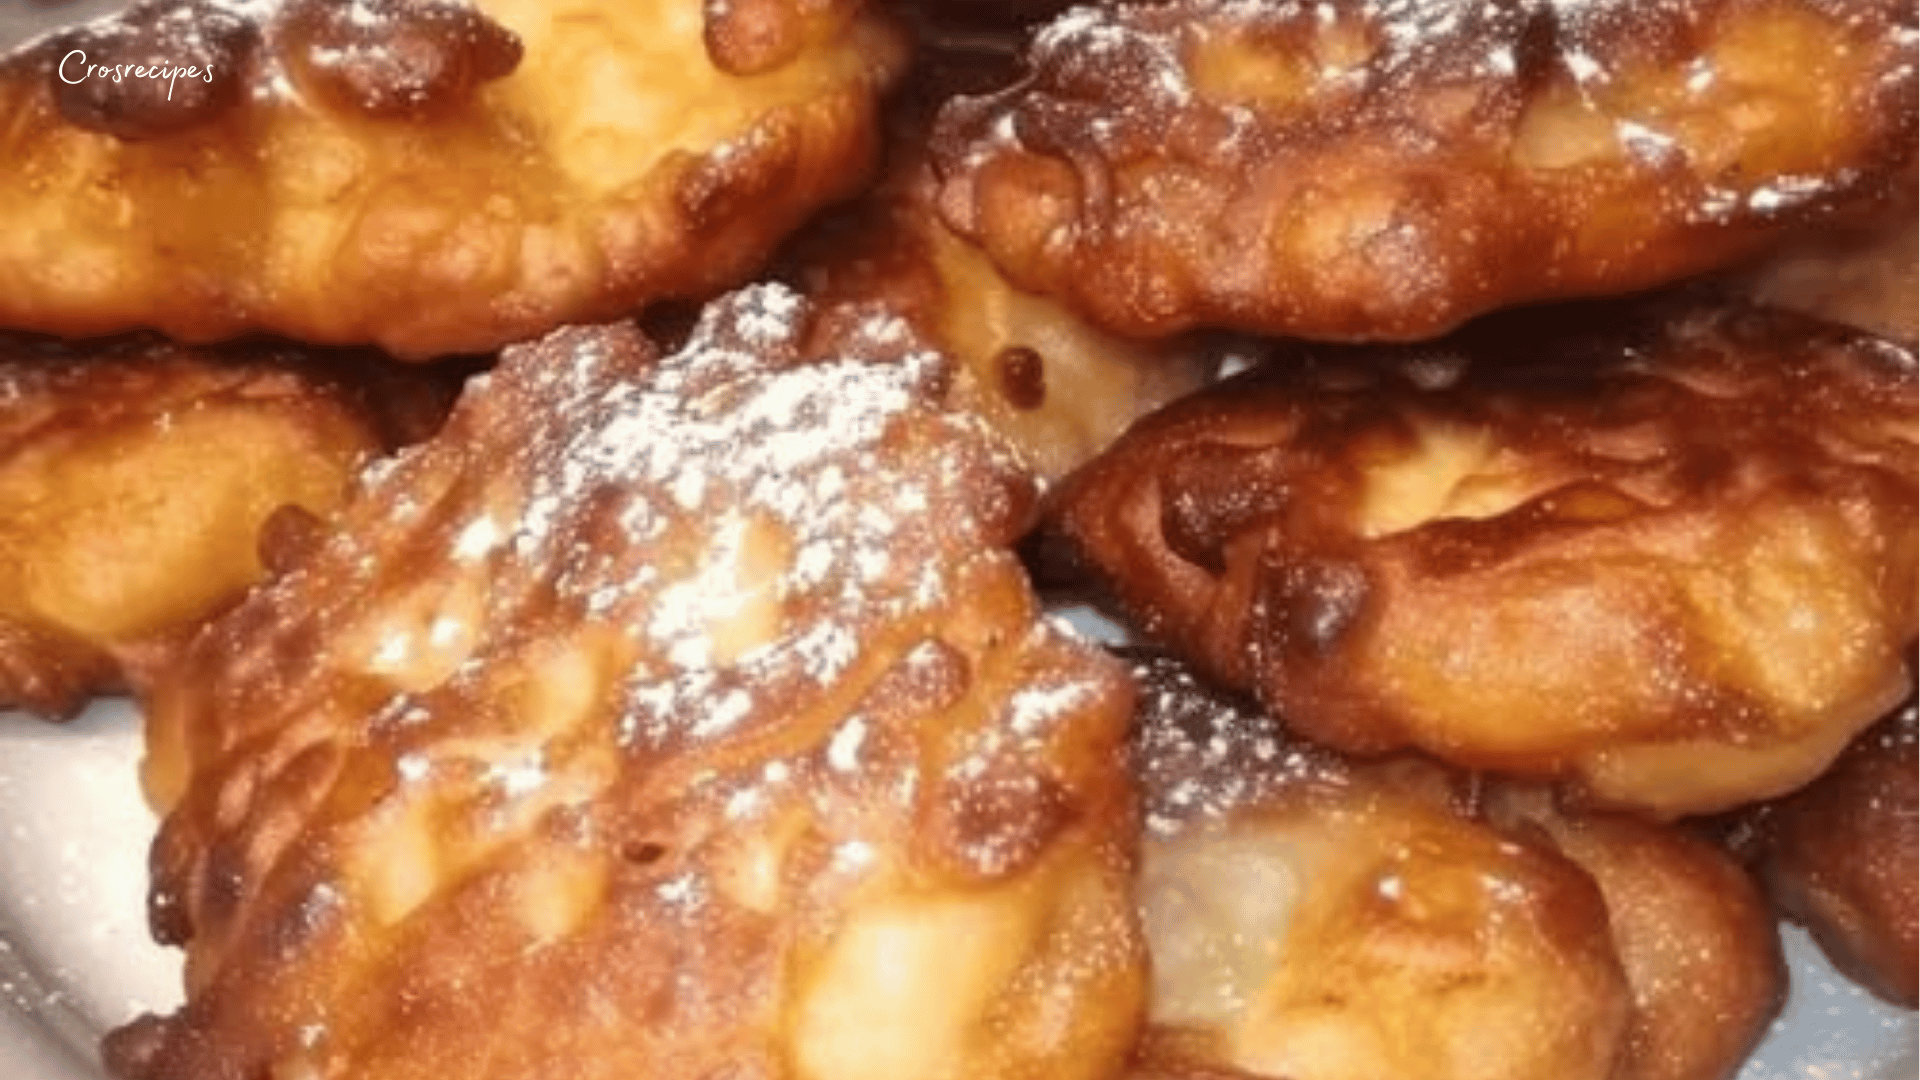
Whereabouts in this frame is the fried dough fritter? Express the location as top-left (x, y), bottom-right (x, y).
top-left (0, 334), bottom-right (449, 719)
top-left (0, 0), bottom-right (907, 359)
top-left (1122, 653), bottom-right (1785, 1080)
top-left (1746, 698), bottom-right (1918, 1007)
top-left (929, 0), bottom-right (1917, 342)
top-left (783, 40), bottom-right (1212, 485)
top-left (1486, 793), bottom-right (1786, 1080)
top-left (110, 285), bottom-right (1146, 1080)
top-left (1050, 302), bottom-right (1919, 817)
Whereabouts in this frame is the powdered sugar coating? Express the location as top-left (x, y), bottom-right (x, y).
top-left (286, 284), bottom-right (1043, 766)
top-left (1127, 652), bottom-right (1348, 836)
top-left (125, 284), bottom-right (1145, 1080)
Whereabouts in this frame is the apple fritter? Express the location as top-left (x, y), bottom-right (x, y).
top-left (1485, 793), bottom-right (1786, 1080)
top-left (783, 40), bottom-right (1213, 485)
top-left (0, 0), bottom-right (907, 359)
top-left (929, 0), bottom-right (1916, 342)
top-left (0, 333), bottom-right (449, 720)
top-left (110, 285), bottom-right (1145, 1080)
top-left (1125, 652), bottom-right (1783, 1080)
top-left (1049, 301), bottom-right (1918, 817)
top-left (1747, 698), bottom-right (1918, 1007)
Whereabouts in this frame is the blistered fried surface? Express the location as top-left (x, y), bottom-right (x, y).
top-left (1127, 654), bottom-right (1785, 1080)
top-left (784, 42), bottom-right (1212, 485)
top-left (1124, 654), bottom-right (1631, 1080)
top-left (0, 334), bottom-right (447, 719)
top-left (1052, 302), bottom-right (1919, 816)
top-left (0, 0), bottom-right (906, 358)
top-left (931, 0), bottom-right (1917, 341)
top-left (112, 286), bottom-right (1144, 1080)
top-left (1753, 699), bottom-right (1918, 1007)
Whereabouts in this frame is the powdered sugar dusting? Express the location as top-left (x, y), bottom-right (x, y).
top-left (349, 284), bottom-right (1029, 773)
top-left (1128, 653), bottom-right (1345, 836)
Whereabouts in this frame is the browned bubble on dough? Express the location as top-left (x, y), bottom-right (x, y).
top-left (277, 0), bottom-right (522, 117)
top-left (45, 0), bottom-right (259, 138)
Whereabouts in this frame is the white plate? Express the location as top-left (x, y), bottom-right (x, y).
top-left (1, 686), bottom-right (1914, 1079)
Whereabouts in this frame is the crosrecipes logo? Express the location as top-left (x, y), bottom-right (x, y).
top-left (56, 48), bottom-right (213, 100)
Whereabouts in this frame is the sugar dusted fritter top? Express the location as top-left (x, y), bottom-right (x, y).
top-left (114, 284), bottom-right (1146, 1080)
top-left (932, 0), bottom-right (1916, 341)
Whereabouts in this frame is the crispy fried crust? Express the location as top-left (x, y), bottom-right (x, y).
top-left (111, 286), bottom-right (1145, 1080)
top-left (0, 333), bottom-right (449, 719)
top-left (1125, 653), bottom-right (1631, 1080)
top-left (0, 0), bottom-right (907, 359)
top-left (1126, 653), bottom-right (1785, 1080)
top-left (1050, 302), bottom-right (1919, 816)
top-left (1753, 699), bottom-right (1918, 1007)
top-left (782, 40), bottom-right (1213, 485)
top-left (931, 0), bottom-right (1917, 341)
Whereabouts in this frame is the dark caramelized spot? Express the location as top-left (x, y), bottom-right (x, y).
top-left (100, 1014), bottom-right (174, 1080)
top-left (281, 0), bottom-right (522, 117)
top-left (994, 345), bottom-right (1047, 411)
top-left (197, 833), bottom-right (252, 942)
top-left (1262, 558), bottom-right (1369, 657)
top-left (258, 504), bottom-right (330, 578)
top-left (703, 0), bottom-right (808, 77)
top-left (49, 0), bottom-right (258, 140)
top-left (620, 840), bottom-right (669, 866)
top-left (1158, 443), bottom-right (1287, 574)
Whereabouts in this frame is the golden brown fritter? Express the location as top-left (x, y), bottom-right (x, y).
top-left (1727, 213), bottom-right (1919, 342)
top-left (1122, 653), bottom-right (1784, 1080)
top-left (1747, 698), bottom-right (1918, 1007)
top-left (1486, 792), bottom-right (1786, 1080)
top-left (0, 0), bottom-right (907, 359)
top-left (783, 39), bottom-right (1213, 485)
top-left (111, 286), bottom-right (1145, 1080)
top-left (930, 0), bottom-right (1916, 342)
top-left (1128, 655), bottom-right (1628, 1080)
top-left (0, 333), bottom-right (449, 719)
top-left (1050, 302), bottom-right (1918, 817)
